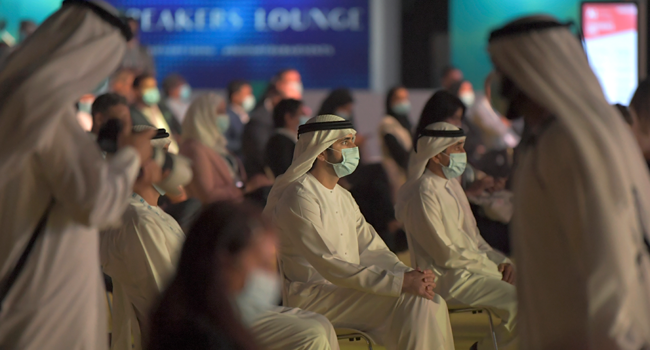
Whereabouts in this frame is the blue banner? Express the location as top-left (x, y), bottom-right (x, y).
top-left (107, 0), bottom-right (369, 89)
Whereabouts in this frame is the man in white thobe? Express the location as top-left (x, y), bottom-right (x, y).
top-left (0, 2), bottom-right (158, 349)
top-left (264, 115), bottom-right (455, 350)
top-left (488, 15), bottom-right (650, 349)
top-left (395, 122), bottom-right (517, 350)
top-left (100, 135), bottom-right (185, 350)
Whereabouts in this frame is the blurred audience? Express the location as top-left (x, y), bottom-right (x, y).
top-left (448, 80), bottom-right (485, 162)
top-left (242, 84), bottom-right (287, 176)
top-left (274, 68), bottom-right (303, 99)
top-left (121, 18), bottom-right (155, 76)
top-left (440, 65), bottom-right (463, 90)
top-left (162, 73), bottom-right (192, 124)
top-left (629, 78), bottom-right (650, 164)
top-left (18, 20), bottom-right (37, 43)
top-left (265, 99), bottom-right (304, 178)
top-left (317, 88), bottom-right (366, 149)
top-left (76, 93), bottom-right (95, 132)
top-left (379, 86), bottom-right (413, 200)
top-left (130, 73), bottom-right (181, 152)
top-left (226, 80), bottom-right (255, 157)
top-left (180, 93), bottom-right (244, 203)
top-left (110, 68), bottom-right (136, 104)
top-left (317, 88), bottom-right (354, 123)
top-left (91, 93), bottom-right (132, 137)
top-left (180, 94), bottom-right (271, 204)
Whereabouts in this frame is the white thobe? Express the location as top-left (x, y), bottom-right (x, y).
top-left (251, 306), bottom-right (339, 350)
top-left (0, 116), bottom-right (140, 350)
top-left (511, 120), bottom-right (650, 349)
top-left (273, 173), bottom-right (454, 350)
top-left (396, 169), bottom-right (517, 350)
top-left (100, 193), bottom-right (185, 350)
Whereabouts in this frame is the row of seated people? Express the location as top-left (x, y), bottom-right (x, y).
top-left (95, 104), bottom-right (519, 350)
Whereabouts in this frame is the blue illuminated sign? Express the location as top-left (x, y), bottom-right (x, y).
top-left (107, 0), bottom-right (369, 89)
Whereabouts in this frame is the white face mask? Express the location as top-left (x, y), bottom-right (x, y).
top-left (459, 92), bottom-right (475, 107)
top-left (242, 94), bottom-right (256, 112)
top-left (288, 81), bottom-right (303, 95)
top-left (235, 269), bottom-right (281, 325)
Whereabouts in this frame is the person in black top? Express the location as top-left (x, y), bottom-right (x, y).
top-left (317, 88), bottom-right (354, 123)
top-left (265, 99), bottom-right (304, 178)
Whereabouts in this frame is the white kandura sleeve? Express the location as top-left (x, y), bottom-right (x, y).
top-left (38, 122), bottom-right (140, 229)
top-left (352, 198), bottom-right (411, 275)
top-left (411, 190), bottom-right (495, 275)
top-left (277, 191), bottom-right (405, 297)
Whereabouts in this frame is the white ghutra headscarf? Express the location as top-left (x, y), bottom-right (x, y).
top-left (0, 0), bottom-right (128, 189)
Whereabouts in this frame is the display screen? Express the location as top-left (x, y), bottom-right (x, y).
top-left (582, 2), bottom-right (639, 104)
top-left (107, 0), bottom-right (369, 89)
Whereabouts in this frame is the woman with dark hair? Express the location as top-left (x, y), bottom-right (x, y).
top-left (147, 201), bottom-right (338, 350)
top-left (317, 88), bottom-right (366, 150)
top-left (317, 88), bottom-right (354, 122)
top-left (415, 90), bottom-right (466, 142)
top-left (379, 86), bottom-right (413, 200)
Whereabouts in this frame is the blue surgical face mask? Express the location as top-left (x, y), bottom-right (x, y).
top-left (143, 87), bottom-right (161, 106)
top-left (439, 152), bottom-right (467, 179)
top-left (392, 101), bottom-right (411, 115)
top-left (236, 269), bottom-right (281, 325)
top-left (92, 78), bottom-right (110, 96)
top-left (325, 146), bottom-right (360, 178)
top-left (299, 116), bottom-right (310, 126)
top-left (179, 84), bottom-right (192, 101)
top-left (78, 101), bottom-right (93, 114)
top-left (216, 114), bottom-right (230, 134)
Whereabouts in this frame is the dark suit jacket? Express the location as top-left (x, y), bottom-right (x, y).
top-left (242, 106), bottom-right (274, 176)
top-left (265, 132), bottom-right (296, 177)
top-left (225, 106), bottom-right (245, 157)
top-left (130, 103), bottom-right (182, 135)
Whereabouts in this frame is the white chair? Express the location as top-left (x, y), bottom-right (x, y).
top-left (448, 305), bottom-right (499, 350)
top-left (336, 328), bottom-right (375, 350)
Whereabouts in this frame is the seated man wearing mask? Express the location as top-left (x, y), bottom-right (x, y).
top-left (395, 122), bottom-right (517, 350)
top-left (100, 127), bottom-right (192, 350)
top-left (264, 115), bottom-right (454, 350)
top-left (130, 73), bottom-right (181, 153)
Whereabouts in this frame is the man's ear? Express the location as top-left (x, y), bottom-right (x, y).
top-left (431, 154), bottom-right (443, 165)
top-left (316, 151), bottom-right (326, 162)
